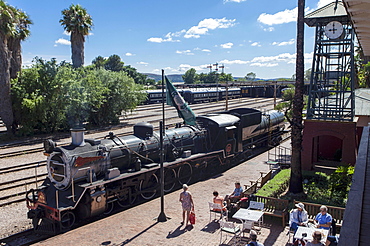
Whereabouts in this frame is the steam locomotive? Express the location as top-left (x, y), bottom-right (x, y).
top-left (26, 108), bottom-right (285, 233)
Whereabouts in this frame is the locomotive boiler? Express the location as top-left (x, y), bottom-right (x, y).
top-left (26, 108), bottom-right (285, 233)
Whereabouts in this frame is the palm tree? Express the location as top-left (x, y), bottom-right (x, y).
top-left (289, 0), bottom-right (305, 194)
top-left (0, 1), bottom-right (18, 135)
top-left (8, 8), bottom-right (32, 79)
top-left (60, 4), bottom-right (93, 68)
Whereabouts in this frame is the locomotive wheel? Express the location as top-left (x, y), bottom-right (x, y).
top-left (178, 163), bottom-right (192, 185)
top-left (117, 187), bottom-right (137, 208)
top-left (60, 211), bottom-right (76, 229)
top-left (139, 173), bottom-right (158, 200)
top-left (164, 168), bottom-right (176, 193)
top-left (103, 202), bottom-right (114, 215)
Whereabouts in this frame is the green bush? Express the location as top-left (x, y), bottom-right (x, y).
top-left (256, 169), bottom-right (290, 198)
top-left (11, 58), bottom-right (146, 135)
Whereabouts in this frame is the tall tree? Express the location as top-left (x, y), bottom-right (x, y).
top-left (60, 4), bottom-right (92, 68)
top-left (182, 68), bottom-right (197, 84)
top-left (245, 72), bottom-right (256, 81)
top-left (92, 55), bottom-right (106, 69)
top-left (0, 1), bottom-right (17, 135)
top-left (8, 8), bottom-right (32, 79)
top-left (289, 0), bottom-right (305, 194)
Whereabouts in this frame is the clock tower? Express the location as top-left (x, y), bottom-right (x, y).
top-left (301, 1), bottom-right (357, 170)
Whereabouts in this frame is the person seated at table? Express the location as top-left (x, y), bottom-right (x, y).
top-left (225, 182), bottom-right (243, 206)
top-left (246, 230), bottom-right (264, 246)
top-left (290, 202), bottom-right (308, 233)
top-left (212, 191), bottom-right (227, 212)
top-left (305, 230), bottom-right (325, 246)
top-left (325, 235), bottom-right (339, 246)
top-left (314, 205), bottom-right (332, 230)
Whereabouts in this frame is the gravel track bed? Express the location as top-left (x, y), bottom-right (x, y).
top-left (0, 97), bottom-right (280, 239)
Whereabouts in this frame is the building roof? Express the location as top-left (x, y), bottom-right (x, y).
top-left (339, 125), bottom-right (370, 246)
top-left (343, 0), bottom-right (370, 57)
top-left (305, 1), bottom-right (349, 27)
top-left (355, 89), bottom-right (370, 116)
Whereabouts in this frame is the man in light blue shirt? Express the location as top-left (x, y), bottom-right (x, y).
top-left (225, 182), bottom-right (243, 206)
top-left (315, 205), bottom-right (332, 230)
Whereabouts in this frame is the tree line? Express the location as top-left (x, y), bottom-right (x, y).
top-left (0, 2), bottom-right (150, 136)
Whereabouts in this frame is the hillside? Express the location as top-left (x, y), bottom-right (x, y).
top-left (144, 73), bottom-right (184, 82)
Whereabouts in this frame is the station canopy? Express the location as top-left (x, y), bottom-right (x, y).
top-left (343, 0), bottom-right (370, 57)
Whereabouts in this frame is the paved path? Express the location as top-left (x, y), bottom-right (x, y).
top-left (33, 142), bottom-right (292, 246)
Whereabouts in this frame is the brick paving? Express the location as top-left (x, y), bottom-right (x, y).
top-left (33, 142), bottom-right (293, 246)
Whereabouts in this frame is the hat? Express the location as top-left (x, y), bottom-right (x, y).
top-left (295, 203), bottom-right (305, 210)
top-left (183, 184), bottom-right (188, 189)
top-left (250, 230), bottom-right (257, 236)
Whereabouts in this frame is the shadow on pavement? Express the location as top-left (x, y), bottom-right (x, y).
top-left (166, 225), bottom-right (187, 238)
top-left (200, 220), bottom-right (220, 234)
top-left (119, 222), bottom-right (159, 245)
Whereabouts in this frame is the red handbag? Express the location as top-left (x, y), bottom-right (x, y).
top-left (189, 211), bottom-right (195, 225)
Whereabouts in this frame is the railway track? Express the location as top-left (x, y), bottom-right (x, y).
top-left (0, 130), bottom-right (292, 245)
top-left (0, 98), bottom-right (281, 208)
top-left (0, 97), bottom-right (277, 158)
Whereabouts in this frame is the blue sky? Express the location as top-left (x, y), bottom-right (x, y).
top-left (8, 0), bottom-right (334, 79)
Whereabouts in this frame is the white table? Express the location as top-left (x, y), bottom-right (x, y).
top-left (294, 226), bottom-right (329, 243)
top-left (232, 208), bottom-right (264, 222)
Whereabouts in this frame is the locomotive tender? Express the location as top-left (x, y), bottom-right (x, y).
top-left (26, 108), bottom-right (284, 233)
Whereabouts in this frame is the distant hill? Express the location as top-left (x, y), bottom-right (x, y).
top-left (144, 73), bottom-right (184, 82)
top-left (144, 73), bottom-right (291, 83)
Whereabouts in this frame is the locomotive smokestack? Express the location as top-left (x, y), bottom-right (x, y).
top-left (71, 128), bottom-right (86, 146)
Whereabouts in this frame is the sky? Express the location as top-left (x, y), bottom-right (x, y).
top-left (8, 0), bottom-right (335, 79)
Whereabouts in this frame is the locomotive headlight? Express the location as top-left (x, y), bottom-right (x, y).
top-left (96, 195), bottom-right (102, 203)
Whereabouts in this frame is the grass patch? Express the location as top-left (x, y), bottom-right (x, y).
top-left (256, 169), bottom-right (290, 198)
top-left (258, 166), bottom-right (353, 207)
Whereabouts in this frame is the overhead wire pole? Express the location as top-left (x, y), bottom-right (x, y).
top-left (157, 69), bottom-right (167, 222)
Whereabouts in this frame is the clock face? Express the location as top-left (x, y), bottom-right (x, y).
top-left (324, 21), bottom-right (344, 39)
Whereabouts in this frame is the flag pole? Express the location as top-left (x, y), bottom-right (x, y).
top-left (157, 69), bottom-right (167, 222)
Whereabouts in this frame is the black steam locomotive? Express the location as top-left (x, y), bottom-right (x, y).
top-left (26, 108), bottom-right (285, 233)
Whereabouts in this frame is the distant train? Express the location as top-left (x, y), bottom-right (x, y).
top-left (26, 108), bottom-right (285, 233)
top-left (144, 86), bottom-right (283, 104)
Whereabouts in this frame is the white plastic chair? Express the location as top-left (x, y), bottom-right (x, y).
top-left (241, 220), bottom-right (254, 238)
top-left (219, 220), bottom-right (241, 245)
top-left (248, 201), bottom-right (265, 227)
top-left (208, 202), bottom-right (227, 221)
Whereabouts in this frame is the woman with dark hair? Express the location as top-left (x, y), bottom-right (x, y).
top-left (213, 191), bottom-right (226, 212)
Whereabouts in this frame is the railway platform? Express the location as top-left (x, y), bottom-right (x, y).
top-left (32, 141), bottom-right (293, 246)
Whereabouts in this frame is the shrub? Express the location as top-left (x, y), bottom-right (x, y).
top-left (256, 169), bottom-right (290, 198)
top-left (11, 58), bottom-right (146, 135)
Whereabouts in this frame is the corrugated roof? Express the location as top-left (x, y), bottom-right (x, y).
top-left (355, 88), bottom-right (370, 116)
top-left (305, 1), bottom-right (349, 27)
top-left (343, 0), bottom-right (370, 57)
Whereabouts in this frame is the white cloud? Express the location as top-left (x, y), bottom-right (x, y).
top-left (219, 59), bottom-right (249, 65)
top-left (258, 8), bottom-right (297, 26)
top-left (176, 50), bottom-right (194, 55)
top-left (250, 62), bottom-right (278, 67)
top-left (63, 30), bottom-right (71, 36)
top-left (250, 52), bottom-right (313, 66)
top-left (251, 42), bottom-right (261, 47)
top-left (202, 49), bottom-right (211, 52)
top-left (125, 52), bottom-right (135, 56)
top-left (223, 0), bottom-right (247, 3)
top-left (317, 0), bottom-right (333, 8)
top-left (220, 42), bottom-right (234, 49)
top-left (137, 61), bottom-right (148, 65)
top-left (147, 31), bottom-right (184, 43)
top-left (263, 27), bottom-right (275, 32)
top-left (54, 38), bottom-right (70, 46)
top-left (272, 39), bottom-right (295, 46)
top-left (184, 18), bottom-right (236, 38)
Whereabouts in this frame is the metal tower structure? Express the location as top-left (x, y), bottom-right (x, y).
top-left (305, 1), bottom-right (355, 122)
